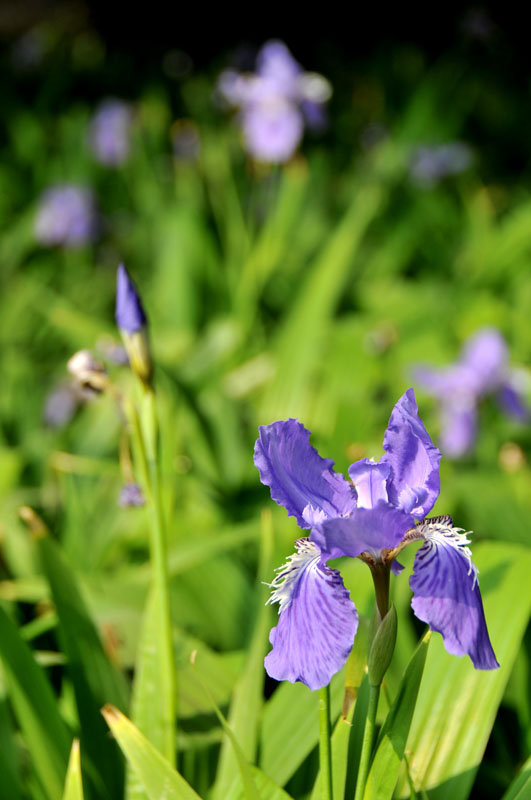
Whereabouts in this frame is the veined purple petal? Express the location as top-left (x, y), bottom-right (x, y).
top-left (254, 420), bottom-right (357, 529)
top-left (313, 503), bottom-right (414, 560)
top-left (410, 519), bottom-right (499, 669)
top-left (265, 539), bottom-right (358, 690)
top-left (115, 264), bottom-right (147, 333)
top-left (381, 388), bottom-right (441, 519)
top-left (439, 399), bottom-right (477, 458)
top-left (348, 459), bottom-right (389, 509)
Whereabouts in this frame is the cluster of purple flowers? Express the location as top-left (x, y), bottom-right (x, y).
top-left (414, 328), bottom-right (529, 457)
top-left (254, 389), bottom-right (498, 691)
top-left (218, 41), bottom-right (331, 163)
top-left (409, 142), bottom-right (473, 187)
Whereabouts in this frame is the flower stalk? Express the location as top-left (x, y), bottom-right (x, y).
top-left (318, 685), bottom-right (333, 800)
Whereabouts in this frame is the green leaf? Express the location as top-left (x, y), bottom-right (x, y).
top-left (501, 754), bottom-right (531, 800)
top-left (62, 740), bottom-right (84, 800)
top-left (364, 631), bottom-right (430, 800)
top-left (37, 532), bottom-right (129, 800)
top-left (259, 667), bottom-right (346, 787)
top-left (214, 510), bottom-right (273, 800)
top-left (0, 606), bottom-right (71, 800)
top-left (225, 766), bottom-right (294, 800)
top-left (396, 542), bottom-right (531, 799)
top-left (102, 705), bottom-right (203, 800)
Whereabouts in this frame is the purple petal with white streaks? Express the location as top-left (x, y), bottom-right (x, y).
top-left (254, 419), bottom-right (357, 529)
top-left (382, 388), bottom-right (441, 519)
top-left (410, 536), bottom-right (499, 669)
top-left (265, 541), bottom-right (358, 690)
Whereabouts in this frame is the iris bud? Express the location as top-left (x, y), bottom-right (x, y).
top-left (367, 604), bottom-right (397, 687)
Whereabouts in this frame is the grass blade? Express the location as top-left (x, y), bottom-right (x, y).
top-left (62, 740), bottom-right (84, 800)
top-left (0, 606), bottom-right (71, 800)
top-left (501, 754), bottom-right (531, 800)
top-left (102, 705), bottom-right (203, 800)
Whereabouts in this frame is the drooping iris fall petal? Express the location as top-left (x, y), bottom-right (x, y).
top-left (265, 539), bottom-right (358, 690)
top-left (410, 519), bottom-right (499, 669)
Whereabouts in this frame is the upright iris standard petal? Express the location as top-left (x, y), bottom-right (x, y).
top-left (314, 503), bottom-right (415, 561)
top-left (265, 539), bottom-right (358, 690)
top-left (461, 327), bottom-right (507, 394)
top-left (410, 519), bottom-right (499, 669)
top-left (381, 388), bottom-right (441, 519)
top-left (115, 264), bottom-right (147, 333)
top-left (348, 459), bottom-right (390, 508)
top-left (254, 420), bottom-right (357, 529)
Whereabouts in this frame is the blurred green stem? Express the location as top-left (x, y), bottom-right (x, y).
top-left (318, 685), bottom-right (333, 800)
top-left (353, 682), bottom-right (380, 800)
top-left (129, 384), bottom-right (176, 765)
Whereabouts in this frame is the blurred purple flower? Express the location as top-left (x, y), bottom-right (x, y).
top-left (414, 328), bottom-right (529, 457)
top-left (35, 184), bottom-right (98, 247)
top-left (254, 389), bottom-right (498, 690)
top-left (115, 263), bottom-right (147, 333)
top-left (410, 142), bottom-right (473, 186)
top-left (217, 40), bottom-right (331, 163)
top-left (118, 482), bottom-right (145, 507)
top-left (88, 99), bottom-right (133, 166)
top-left (43, 382), bottom-right (80, 428)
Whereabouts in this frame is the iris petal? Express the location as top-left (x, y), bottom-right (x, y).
top-left (265, 539), bottom-right (358, 690)
top-left (348, 458), bottom-right (389, 509)
top-left (410, 520), bottom-right (499, 669)
top-left (381, 388), bottom-right (441, 519)
top-left (314, 503), bottom-right (415, 560)
top-left (254, 419), bottom-right (357, 529)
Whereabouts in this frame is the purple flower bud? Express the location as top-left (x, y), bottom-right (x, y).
top-left (115, 264), bottom-right (147, 333)
top-left (118, 482), bottom-right (145, 507)
top-left (35, 184), bottom-right (98, 248)
top-left (88, 99), bottom-right (133, 167)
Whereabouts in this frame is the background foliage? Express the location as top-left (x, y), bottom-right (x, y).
top-left (1, 9), bottom-right (530, 800)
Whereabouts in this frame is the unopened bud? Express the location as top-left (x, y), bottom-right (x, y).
top-left (367, 604), bottom-right (397, 686)
top-left (115, 264), bottom-right (152, 384)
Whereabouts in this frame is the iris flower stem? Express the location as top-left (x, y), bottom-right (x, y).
top-left (318, 685), bottom-right (333, 800)
top-left (130, 384), bottom-right (176, 765)
top-left (353, 682), bottom-right (380, 800)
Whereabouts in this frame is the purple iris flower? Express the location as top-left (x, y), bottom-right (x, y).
top-left (414, 328), bottom-right (529, 458)
top-left (118, 482), bottom-right (145, 507)
top-left (34, 184), bottom-right (98, 248)
top-left (217, 40), bottom-right (331, 163)
top-left (88, 99), bottom-right (133, 167)
top-left (254, 388), bottom-right (498, 691)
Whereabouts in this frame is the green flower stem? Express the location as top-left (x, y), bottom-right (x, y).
top-left (318, 685), bottom-right (333, 800)
top-left (129, 385), bottom-right (176, 765)
top-left (353, 682), bottom-right (380, 800)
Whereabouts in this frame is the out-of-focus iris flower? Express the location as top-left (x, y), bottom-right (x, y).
top-left (34, 185), bottom-right (98, 247)
top-left (88, 99), bottom-right (133, 166)
top-left (414, 328), bottom-right (529, 458)
top-left (217, 40), bottom-right (331, 163)
top-left (254, 389), bottom-right (498, 691)
top-left (118, 482), bottom-right (145, 507)
top-left (410, 142), bottom-right (473, 187)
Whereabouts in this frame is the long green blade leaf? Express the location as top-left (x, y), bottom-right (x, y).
top-left (501, 754), bottom-right (531, 800)
top-left (102, 705), bottom-right (202, 800)
top-left (38, 532), bottom-right (128, 800)
top-left (364, 631), bottom-right (430, 800)
top-left (0, 606), bottom-right (71, 800)
top-left (62, 740), bottom-right (85, 800)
